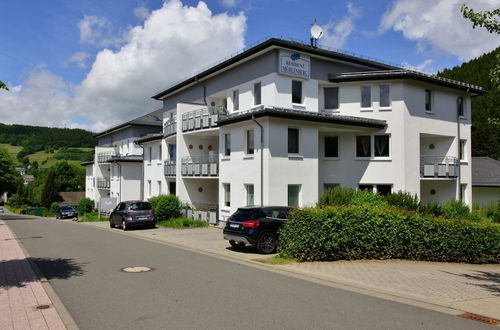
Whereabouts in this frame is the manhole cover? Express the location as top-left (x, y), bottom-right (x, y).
top-left (458, 313), bottom-right (500, 325)
top-left (120, 266), bottom-right (153, 273)
top-left (36, 305), bottom-right (50, 310)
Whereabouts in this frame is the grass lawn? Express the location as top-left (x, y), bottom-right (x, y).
top-left (28, 147), bottom-right (93, 167)
top-left (0, 144), bottom-right (23, 166)
top-left (157, 217), bottom-right (209, 228)
top-left (78, 212), bottom-right (109, 222)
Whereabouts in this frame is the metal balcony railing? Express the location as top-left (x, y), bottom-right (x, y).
top-left (96, 178), bottom-right (111, 189)
top-left (164, 161), bottom-right (176, 177)
top-left (420, 156), bottom-right (459, 178)
top-left (181, 155), bottom-right (219, 177)
top-left (164, 116), bottom-right (177, 137)
top-left (97, 152), bottom-right (115, 163)
top-left (182, 202), bottom-right (219, 225)
top-left (181, 107), bottom-right (225, 133)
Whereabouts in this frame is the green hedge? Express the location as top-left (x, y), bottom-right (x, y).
top-left (278, 206), bottom-right (500, 264)
top-left (149, 194), bottom-right (182, 221)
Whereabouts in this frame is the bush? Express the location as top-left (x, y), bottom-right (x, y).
top-left (76, 197), bottom-right (94, 215)
top-left (419, 202), bottom-right (443, 217)
top-left (278, 205), bottom-right (500, 263)
top-left (150, 194), bottom-right (182, 221)
top-left (318, 187), bottom-right (355, 207)
top-left (484, 201), bottom-right (500, 223)
top-left (441, 200), bottom-right (470, 220)
top-left (79, 212), bottom-right (108, 222)
top-left (351, 190), bottom-right (387, 207)
top-left (50, 202), bottom-right (60, 213)
top-left (386, 191), bottom-right (419, 212)
top-left (157, 217), bottom-right (209, 228)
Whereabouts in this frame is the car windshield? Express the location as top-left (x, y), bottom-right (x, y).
top-left (231, 209), bottom-right (265, 221)
top-left (129, 202), bottom-right (152, 210)
top-left (60, 206), bottom-right (74, 211)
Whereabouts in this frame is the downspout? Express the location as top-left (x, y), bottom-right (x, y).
top-left (116, 162), bottom-right (122, 203)
top-left (252, 115), bottom-right (264, 206)
top-left (137, 142), bottom-right (145, 201)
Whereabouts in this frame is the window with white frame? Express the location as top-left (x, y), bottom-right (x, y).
top-left (356, 135), bottom-right (390, 158)
top-left (358, 184), bottom-right (392, 196)
top-left (233, 90), bottom-right (239, 111)
top-left (287, 185), bottom-right (301, 207)
top-left (224, 133), bottom-right (231, 157)
top-left (361, 86), bottom-right (371, 108)
top-left (356, 136), bottom-right (371, 157)
top-left (288, 128), bottom-right (299, 154)
top-left (460, 139), bottom-right (466, 161)
top-left (245, 184), bottom-right (254, 206)
top-left (457, 96), bottom-right (464, 117)
top-left (379, 85), bottom-right (391, 108)
top-left (292, 80), bottom-right (302, 104)
top-left (158, 145), bottom-right (162, 161)
top-left (254, 82), bottom-right (261, 105)
top-left (374, 135), bottom-right (390, 157)
top-left (425, 89), bottom-right (432, 111)
top-left (246, 129), bottom-right (254, 155)
top-left (324, 136), bottom-right (338, 158)
top-left (324, 87), bottom-right (339, 110)
top-left (223, 183), bottom-right (231, 207)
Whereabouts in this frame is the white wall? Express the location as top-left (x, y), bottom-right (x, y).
top-left (472, 187), bottom-right (500, 206)
top-left (142, 139), bottom-right (167, 199)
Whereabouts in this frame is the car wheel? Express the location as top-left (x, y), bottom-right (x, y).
top-left (122, 220), bottom-right (128, 231)
top-left (110, 220), bottom-right (115, 228)
top-left (256, 232), bottom-right (277, 254)
top-left (55, 214), bottom-right (59, 219)
top-left (229, 240), bottom-right (245, 249)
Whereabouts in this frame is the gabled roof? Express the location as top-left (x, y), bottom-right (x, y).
top-left (94, 108), bottom-right (164, 138)
top-left (472, 157), bottom-right (500, 187)
top-left (329, 70), bottom-right (485, 95)
top-left (136, 133), bottom-right (163, 144)
top-left (218, 106), bottom-right (386, 129)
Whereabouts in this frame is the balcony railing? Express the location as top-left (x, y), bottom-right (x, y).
top-left (181, 155), bottom-right (219, 177)
top-left (164, 117), bottom-right (177, 137)
top-left (96, 178), bottom-right (110, 189)
top-left (164, 161), bottom-right (176, 177)
top-left (181, 107), bottom-right (225, 132)
top-left (182, 202), bottom-right (218, 225)
top-left (97, 152), bottom-right (115, 163)
top-left (420, 156), bottom-right (459, 178)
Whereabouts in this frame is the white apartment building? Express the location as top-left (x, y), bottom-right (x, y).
top-left (85, 38), bottom-right (484, 223)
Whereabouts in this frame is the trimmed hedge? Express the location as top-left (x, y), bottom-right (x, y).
top-left (278, 206), bottom-right (500, 264)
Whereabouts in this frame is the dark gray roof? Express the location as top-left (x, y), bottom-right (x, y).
top-left (472, 157), bottom-right (500, 187)
top-left (95, 108), bottom-right (164, 138)
top-left (80, 160), bottom-right (94, 166)
top-left (218, 107), bottom-right (386, 129)
top-left (136, 133), bottom-right (163, 144)
top-left (329, 70), bottom-right (485, 95)
top-left (109, 155), bottom-right (143, 163)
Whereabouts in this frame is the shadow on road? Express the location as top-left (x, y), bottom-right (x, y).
top-left (0, 257), bottom-right (86, 289)
top-left (442, 270), bottom-right (500, 296)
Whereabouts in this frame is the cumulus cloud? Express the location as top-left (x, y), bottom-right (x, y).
top-left (219, 0), bottom-right (240, 8)
top-left (401, 59), bottom-right (435, 73)
top-left (67, 51), bottom-right (91, 68)
top-left (133, 6), bottom-right (150, 20)
top-left (379, 0), bottom-right (500, 61)
top-left (0, 0), bottom-right (246, 132)
top-left (320, 3), bottom-right (360, 49)
top-left (78, 15), bottom-right (124, 48)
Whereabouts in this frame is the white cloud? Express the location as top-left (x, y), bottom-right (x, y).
top-left (67, 51), bottom-right (91, 68)
top-left (0, 0), bottom-right (246, 132)
top-left (320, 3), bottom-right (360, 50)
top-left (78, 15), bottom-right (124, 48)
top-left (379, 0), bottom-right (500, 61)
top-left (133, 6), bottom-right (150, 20)
top-left (219, 0), bottom-right (240, 8)
top-left (401, 59), bottom-right (435, 73)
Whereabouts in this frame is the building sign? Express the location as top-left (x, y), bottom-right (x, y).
top-left (99, 197), bottom-right (117, 213)
top-left (279, 51), bottom-right (310, 79)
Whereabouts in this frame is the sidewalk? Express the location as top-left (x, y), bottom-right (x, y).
top-left (0, 219), bottom-right (67, 330)
top-left (83, 221), bottom-right (500, 323)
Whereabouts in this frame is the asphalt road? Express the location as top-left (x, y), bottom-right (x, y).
top-left (2, 213), bottom-right (491, 330)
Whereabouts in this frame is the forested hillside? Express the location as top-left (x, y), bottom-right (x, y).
top-left (437, 47), bottom-right (500, 160)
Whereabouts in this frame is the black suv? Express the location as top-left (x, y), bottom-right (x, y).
top-left (223, 206), bottom-right (291, 254)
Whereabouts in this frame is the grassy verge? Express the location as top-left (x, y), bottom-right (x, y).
top-left (157, 217), bottom-right (209, 228)
top-left (267, 256), bottom-right (296, 265)
top-left (78, 212), bottom-right (109, 222)
top-left (4, 206), bottom-right (22, 214)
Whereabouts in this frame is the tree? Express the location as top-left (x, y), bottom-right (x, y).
top-left (0, 81), bottom-right (8, 91)
top-left (41, 171), bottom-right (61, 207)
top-left (52, 161), bottom-right (85, 191)
top-left (0, 148), bottom-right (20, 194)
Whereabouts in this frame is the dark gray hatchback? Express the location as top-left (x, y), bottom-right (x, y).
top-left (109, 201), bottom-right (156, 230)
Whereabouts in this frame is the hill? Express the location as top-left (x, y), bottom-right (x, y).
top-left (437, 47), bottom-right (500, 160)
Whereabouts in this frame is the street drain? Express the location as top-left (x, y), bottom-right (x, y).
top-left (36, 305), bottom-right (50, 310)
top-left (120, 266), bottom-right (153, 273)
top-left (458, 313), bottom-right (500, 325)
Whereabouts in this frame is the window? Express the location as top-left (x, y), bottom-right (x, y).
top-left (324, 183), bottom-right (339, 191)
top-left (292, 80), bottom-right (302, 104)
top-left (287, 185), bottom-right (300, 207)
top-left (460, 139), bottom-right (466, 161)
top-left (158, 181), bottom-right (161, 194)
top-left (223, 98), bottom-right (228, 110)
top-left (356, 136), bottom-right (371, 157)
top-left (148, 146), bottom-right (152, 163)
top-left (457, 96), bottom-right (464, 117)
top-left (246, 129), bottom-right (254, 155)
top-left (168, 144), bottom-right (176, 162)
top-left (288, 128), bottom-right (299, 154)
top-left (361, 86), bottom-right (371, 108)
top-left (358, 184), bottom-right (373, 191)
top-left (245, 184), bottom-right (254, 206)
top-left (324, 136), bottom-right (338, 158)
top-left (379, 85), bottom-right (390, 108)
top-left (374, 135), bottom-right (390, 157)
top-left (425, 89), bottom-right (432, 111)
top-left (224, 133), bottom-right (231, 157)
top-left (254, 82), bottom-right (261, 105)
top-left (324, 87), bottom-right (339, 110)
top-left (233, 90), bottom-right (239, 111)
top-left (147, 180), bottom-right (151, 197)
top-left (158, 145), bottom-right (162, 161)
top-left (169, 182), bottom-right (176, 195)
top-left (376, 185), bottom-right (392, 196)
top-left (223, 183), bottom-right (231, 207)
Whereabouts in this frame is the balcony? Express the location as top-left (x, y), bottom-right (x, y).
top-left (420, 156), bottom-right (459, 178)
top-left (181, 107), bottom-right (224, 133)
top-left (97, 178), bottom-right (110, 189)
top-left (97, 152), bottom-right (115, 163)
top-left (164, 117), bottom-right (177, 137)
top-left (164, 161), bottom-right (176, 177)
top-left (181, 155), bottom-right (218, 177)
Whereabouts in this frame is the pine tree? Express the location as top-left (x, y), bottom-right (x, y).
top-left (41, 171), bottom-right (61, 207)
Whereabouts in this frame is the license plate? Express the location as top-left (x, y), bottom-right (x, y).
top-left (137, 217), bottom-right (148, 220)
top-left (229, 223), bottom-right (239, 229)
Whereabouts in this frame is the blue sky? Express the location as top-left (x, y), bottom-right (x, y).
top-left (0, 0), bottom-right (498, 130)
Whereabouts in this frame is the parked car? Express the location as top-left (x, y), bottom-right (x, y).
top-left (0, 206), bottom-right (4, 213)
top-left (223, 206), bottom-right (292, 254)
top-left (55, 205), bottom-right (77, 219)
top-left (109, 201), bottom-right (156, 230)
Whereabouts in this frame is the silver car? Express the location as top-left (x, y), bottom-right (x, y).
top-left (109, 201), bottom-right (156, 230)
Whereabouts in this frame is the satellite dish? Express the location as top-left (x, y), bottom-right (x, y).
top-left (310, 24), bottom-right (323, 40)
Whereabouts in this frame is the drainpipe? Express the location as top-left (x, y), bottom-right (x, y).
top-left (116, 162), bottom-right (122, 203)
top-left (252, 115), bottom-right (264, 206)
top-left (137, 142), bottom-right (145, 201)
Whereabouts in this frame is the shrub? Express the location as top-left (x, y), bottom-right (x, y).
top-left (76, 197), bottom-right (94, 215)
top-left (79, 212), bottom-right (108, 222)
top-left (318, 187), bottom-right (355, 207)
top-left (351, 190), bottom-right (387, 207)
top-left (278, 205), bottom-right (500, 263)
top-left (441, 200), bottom-right (470, 220)
top-left (419, 202), bottom-right (443, 217)
top-left (151, 194), bottom-right (182, 221)
top-left (484, 201), bottom-right (500, 223)
top-left (157, 217), bottom-right (209, 228)
top-left (50, 202), bottom-right (60, 213)
top-left (386, 191), bottom-right (419, 212)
